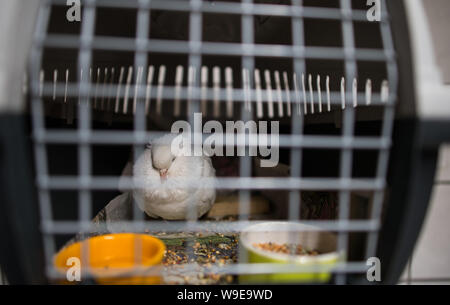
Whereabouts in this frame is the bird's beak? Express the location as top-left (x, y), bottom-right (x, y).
top-left (159, 169), bottom-right (168, 181)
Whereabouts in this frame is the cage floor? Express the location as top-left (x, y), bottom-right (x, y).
top-left (58, 190), bottom-right (341, 284)
top-left (161, 233), bottom-right (238, 285)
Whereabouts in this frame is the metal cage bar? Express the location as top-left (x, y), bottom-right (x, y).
top-left (364, 0), bottom-right (398, 261)
top-left (336, 0), bottom-right (357, 285)
top-left (237, 0), bottom-right (255, 268)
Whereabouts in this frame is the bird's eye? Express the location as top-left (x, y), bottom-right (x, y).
top-left (172, 157), bottom-right (176, 162)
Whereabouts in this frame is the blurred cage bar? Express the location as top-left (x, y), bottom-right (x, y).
top-left (26, 0), bottom-right (398, 284)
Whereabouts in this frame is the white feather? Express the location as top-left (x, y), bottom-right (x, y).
top-left (132, 134), bottom-right (216, 220)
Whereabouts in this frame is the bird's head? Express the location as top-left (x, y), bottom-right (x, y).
top-left (149, 134), bottom-right (178, 180)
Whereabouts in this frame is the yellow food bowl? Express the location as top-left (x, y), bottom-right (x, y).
top-left (239, 222), bottom-right (341, 284)
top-left (54, 233), bottom-right (166, 284)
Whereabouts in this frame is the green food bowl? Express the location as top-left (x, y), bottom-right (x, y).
top-left (239, 222), bottom-right (342, 284)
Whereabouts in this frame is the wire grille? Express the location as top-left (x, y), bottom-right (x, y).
top-left (29, 0), bottom-right (398, 284)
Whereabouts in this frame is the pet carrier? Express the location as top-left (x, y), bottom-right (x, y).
top-left (1, 0), bottom-right (449, 285)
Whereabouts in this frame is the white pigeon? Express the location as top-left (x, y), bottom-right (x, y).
top-left (132, 133), bottom-right (216, 220)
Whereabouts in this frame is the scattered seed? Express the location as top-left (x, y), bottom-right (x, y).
top-left (252, 242), bottom-right (320, 256)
